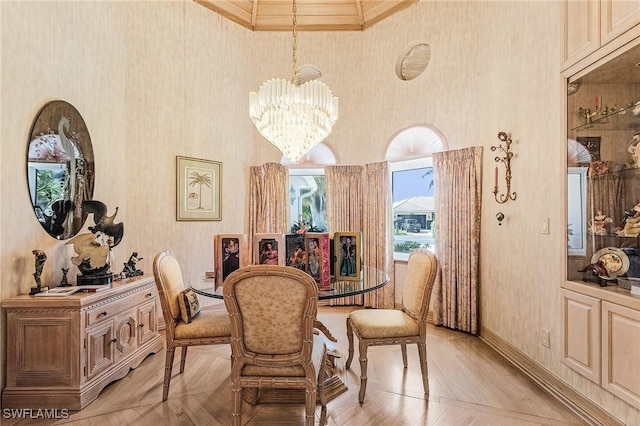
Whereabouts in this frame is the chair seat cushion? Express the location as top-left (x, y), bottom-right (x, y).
top-left (349, 309), bottom-right (419, 339)
top-left (174, 309), bottom-right (231, 339)
top-left (241, 334), bottom-right (326, 377)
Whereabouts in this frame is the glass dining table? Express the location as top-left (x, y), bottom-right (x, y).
top-left (188, 265), bottom-right (390, 402)
top-left (189, 265), bottom-right (390, 300)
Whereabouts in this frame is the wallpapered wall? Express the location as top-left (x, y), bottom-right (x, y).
top-left (1, 1), bottom-right (637, 423)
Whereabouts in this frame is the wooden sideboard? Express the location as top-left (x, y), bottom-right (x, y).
top-left (1, 275), bottom-right (163, 410)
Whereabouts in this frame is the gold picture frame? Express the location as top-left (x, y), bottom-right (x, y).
top-left (176, 156), bottom-right (222, 221)
top-left (334, 232), bottom-right (362, 281)
top-left (254, 233), bottom-right (285, 266)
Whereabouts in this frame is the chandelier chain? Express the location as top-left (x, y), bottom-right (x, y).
top-left (292, 0), bottom-right (298, 85)
top-left (248, 0), bottom-right (338, 162)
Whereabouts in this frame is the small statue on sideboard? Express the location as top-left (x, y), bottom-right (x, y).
top-left (59, 267), bottom-right (70, 286)
top-left (121, 252), bottom-right (144, 278)
top-left (30, 250), bottom-right (49, 295)
top-left (32, 250), bottom-right (47, 287)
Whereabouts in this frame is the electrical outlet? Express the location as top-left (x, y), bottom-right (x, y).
top-left (542, 330), bottom-right (550, 348)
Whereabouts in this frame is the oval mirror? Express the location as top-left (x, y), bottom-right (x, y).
top-left (26, 100), bottom-right (95, 239)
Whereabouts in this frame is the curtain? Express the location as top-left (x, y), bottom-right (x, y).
top-left (326, 165), bottom-right (364, 306)
top-left (587, 173), bottom-right (624, 237)
top-left (248, 163), bottom-right (289, 262)
top-left (432, 147), bottom-right (483, 334)
top-left (363, 162), bottom-right (394, 308)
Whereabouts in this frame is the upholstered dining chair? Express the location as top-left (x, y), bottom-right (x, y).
top-left (346, 249), bottom-right (438, 403)
top-left (152, 250), bottom-right (231, 401)
top-left (223, 265), bottom-right (328, 426)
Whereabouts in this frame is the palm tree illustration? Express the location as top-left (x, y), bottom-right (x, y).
top-left (188, 171), bottom-right (212, 209)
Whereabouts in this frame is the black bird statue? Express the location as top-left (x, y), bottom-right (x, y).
top-left (82, 200), bottom-right (124, 247)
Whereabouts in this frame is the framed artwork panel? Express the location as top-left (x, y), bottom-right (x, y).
top-left (177, 156), bottom-right (222, 221)
top-left (305, 233), bottom-right (331, 289)
top-left (576, 137), bottom-right (601, 162)
top-left (214, 234), bottom-right (247, 287)
top-left (334, 232), bottom-right (362, 281)
top-left (285, 234), bottom-right (306, 271)
top-left (254, 233), bottom-right (285, 265)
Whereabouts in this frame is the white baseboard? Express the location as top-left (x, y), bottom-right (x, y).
top-left (479, 326), bottom-right (624, 426)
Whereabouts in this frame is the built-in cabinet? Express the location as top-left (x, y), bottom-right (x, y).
top-left (562, 286), bottom-right (640, 409)
top-left (563, 0), bottom-right (640, 69)
top-left (563, 0), bottom-right (640, 413)
top-left (1, 275), bottom-right (163, 410)
top-left (601, 300), bottom-right (640, 408)
top-left (561, 289), bottom-right (601, 384)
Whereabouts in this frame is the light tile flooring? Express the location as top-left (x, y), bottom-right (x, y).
top-left (3, 305), bottom-right (585, 425)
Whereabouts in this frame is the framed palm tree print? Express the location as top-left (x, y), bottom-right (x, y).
top-left (176, 156), bottom-right (222, 221)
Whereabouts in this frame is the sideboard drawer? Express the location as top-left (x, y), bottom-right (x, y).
top-left (85, 285), bottom-right (156, 326)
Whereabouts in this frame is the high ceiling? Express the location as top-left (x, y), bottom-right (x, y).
top-left (194, 0), bottom-right (418, 31)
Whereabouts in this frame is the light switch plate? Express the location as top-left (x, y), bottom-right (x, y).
top-left (541, 218), bottom-right (549, 235)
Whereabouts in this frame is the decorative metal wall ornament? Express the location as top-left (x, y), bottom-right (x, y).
top-left (491, 132), bottom-right (517, 204)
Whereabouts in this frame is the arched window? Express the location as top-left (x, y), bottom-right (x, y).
top-left (385, 124), bottom-right (446, 259)
top-left (282, 143), bottom-right (337, 233)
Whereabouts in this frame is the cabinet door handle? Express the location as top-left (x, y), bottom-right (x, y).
top-left (138, 324), bottom-right (145, 328)
top-left (100, 312), bottom-right (108, 317)
top-left (110, 338), bottom-right (117, 343)
top-left (145, 293), bottom-right (152, 297)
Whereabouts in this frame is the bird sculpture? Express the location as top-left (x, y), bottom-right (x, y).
top-left (65, 232), bottom-right (111, 274)
top-left (82, 200), bottom-right (124, 247)
top-left (65, 200), bottom-right (124, 284)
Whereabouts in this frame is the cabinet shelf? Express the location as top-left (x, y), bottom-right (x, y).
top-left (571, 101), bottom-right (640, 131)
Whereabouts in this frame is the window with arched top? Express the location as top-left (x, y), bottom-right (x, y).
top-left (385, 124), bottom-right (446, 260)
top-left (282, 143), bottom-right (337, 233)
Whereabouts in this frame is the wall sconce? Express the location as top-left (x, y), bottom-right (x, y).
top-left (491, 131), bottom-right (517, 204)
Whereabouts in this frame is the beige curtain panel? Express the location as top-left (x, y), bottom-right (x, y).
top-left (326, 165), bottom-right (364, 306)
top-left (363, 161), bottom-right (394, 309)
top-left (248, 163), bottom-right (289, 261)
top-left (432, 146), bottom-right (483, 334)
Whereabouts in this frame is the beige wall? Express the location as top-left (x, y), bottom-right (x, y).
top-left (1, 1), bottom-right (638, 423)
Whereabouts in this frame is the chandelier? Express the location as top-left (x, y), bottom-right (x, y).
top-left (249, 0), bottom-right (338, 162)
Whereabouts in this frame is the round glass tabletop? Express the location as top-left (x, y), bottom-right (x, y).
top-left (189, 265), bottom-right (390, 300)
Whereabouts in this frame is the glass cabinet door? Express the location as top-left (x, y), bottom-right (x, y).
top-left (567, 43), bottom-right (640, 286)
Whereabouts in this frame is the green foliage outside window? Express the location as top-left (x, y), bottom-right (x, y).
top-left (394, 240), bottom-right (430, 253)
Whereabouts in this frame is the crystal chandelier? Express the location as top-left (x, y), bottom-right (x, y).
top-left (249, 0), bottom-right (338, 162)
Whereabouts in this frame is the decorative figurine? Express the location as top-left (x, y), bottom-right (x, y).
top-left (587, 210), bottom-right (613, 236)
top-left (65, 200), bottom-right (124, 285)
top-left (121, 252), bottom-right (144, 278)
top-left (59, 267), bottom-right (70, 286)
top-left (30, 249), bottom-right (50, 295)
top-left (627, 133), bottom-right (640, 168)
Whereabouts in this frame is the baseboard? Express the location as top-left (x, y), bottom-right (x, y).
top-left (479, 326), bottom-right (624, 426)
